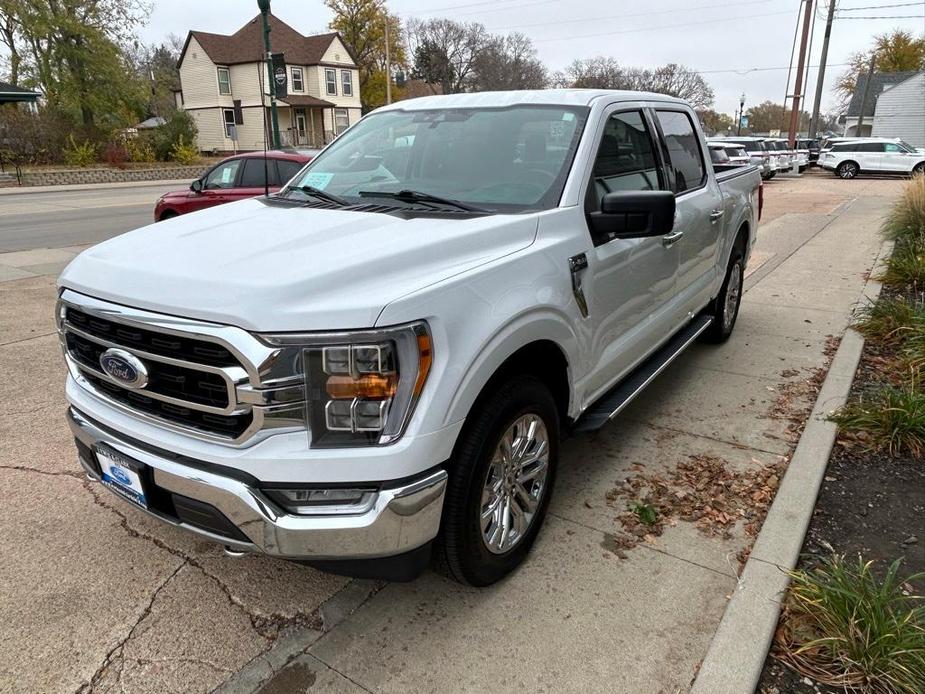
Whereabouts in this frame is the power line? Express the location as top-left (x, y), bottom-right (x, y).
top-left (837, 13), bottom-right (925, 17)
top-left (485, 0), bottom-right (777, 32)
top-left (839, 1), bottom-right (925, 9)
top-left (698, 62), bottom-right (851, 74)
top-left (531, 9), bottom-right (794, 43)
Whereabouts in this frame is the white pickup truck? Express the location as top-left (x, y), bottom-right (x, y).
top-left (59, 90), bottom-right (761, 585)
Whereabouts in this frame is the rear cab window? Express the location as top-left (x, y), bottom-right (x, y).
top-left (654, 110), bottom-right (705, 194)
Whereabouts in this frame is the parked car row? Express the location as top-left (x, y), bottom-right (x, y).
top-left (707, 136), bottom-right (812, 181)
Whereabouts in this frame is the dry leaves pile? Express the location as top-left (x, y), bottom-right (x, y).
top-left (769, 366), bottom-right (829, 439)
top-left (606, 454), bottom-right (787, 558)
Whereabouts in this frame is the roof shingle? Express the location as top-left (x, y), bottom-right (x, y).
top-left (184, 14), bottom-right (352, 68)
top-left (846, 70), bottom-right (919, 117)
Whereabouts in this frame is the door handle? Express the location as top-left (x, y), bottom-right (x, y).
top-left (710, 209), bottom-right (725, 222)
top-left (662, 230), bottom-right (684, 247)
top-left (568, 253), bottom-right (589, 318)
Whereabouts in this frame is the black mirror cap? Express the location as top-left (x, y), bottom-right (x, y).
top-left (589, 190), bottom-right (676, 240)
top-left (190, 179), bottom-right (203, 193)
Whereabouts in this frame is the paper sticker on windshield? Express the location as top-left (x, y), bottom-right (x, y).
top-left (221, 167), bottom-right (235, 183)
top-left (562, 112), bottom-right (575, 121)
top-left (302, 172), bottom-right (333, 190)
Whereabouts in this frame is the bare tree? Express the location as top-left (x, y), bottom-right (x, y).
top-left (552, 56), bottom-right (625, 89)
top-left (407, 18), bottom-right (487, 94)
top-left (470, 33), bottom-right (547, 91)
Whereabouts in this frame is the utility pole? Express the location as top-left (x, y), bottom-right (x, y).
top-left (384, 16), bottom-right (392, 105)
top-left (737, 93), bottom-right (745, 135)
top-left (787, 0), bottom-right (814, 146)
top-left (809, 0), bottom-right (836, 138)
top-left (258, 0), bottom-right (281, 149)
top-left (855, 54), bottom-right (877, 136)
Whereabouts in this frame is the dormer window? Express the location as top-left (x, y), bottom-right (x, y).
top-left (217, 67), bottom-right (231, 95)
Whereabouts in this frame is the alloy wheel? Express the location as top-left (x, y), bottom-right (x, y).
top-left (480, 414), bottom-right (550, 554)
top-left (723, 262), bottom-right (742, 331)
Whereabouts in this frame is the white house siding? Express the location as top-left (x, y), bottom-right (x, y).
top-left (178, 37), bottom-right (223, 110)
top-left (189, 106), bottom-right (269, 152)
top-left (872, 74), bottom-right (925, 148)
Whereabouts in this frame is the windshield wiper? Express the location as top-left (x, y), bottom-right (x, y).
top-left (357, 189), bottom-right (490, 213)
top-left (286, 185), bottom-right (351, 207)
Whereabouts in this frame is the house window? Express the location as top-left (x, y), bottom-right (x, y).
top-left (291, 67), bottom-right (304, 92)
top-left (334, 108), bottom-right (349, 135)
top-left (217, 67), bottom-right (231, 95)
top-left (223, 108), bottom-right (237, 138)
top-left (325, 68), bottom-right (337, 95)
top-left (341, 70), bottom-right (353, 96)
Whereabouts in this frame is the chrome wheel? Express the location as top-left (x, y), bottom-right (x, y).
top-left (480, 414), bottom-right (550, 554)
top-left (839, 162), bottom-right (858, 179)
top-left (723, 262), bottom-right (742, 331)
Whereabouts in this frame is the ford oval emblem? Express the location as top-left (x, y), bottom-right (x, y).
top-left (99, 348), bottom-right (149, 389)
top-left (109, 465), bottom-right (132, 486)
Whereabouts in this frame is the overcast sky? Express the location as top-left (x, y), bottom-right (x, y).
top-left (139, 0), bottom-right (925, 115)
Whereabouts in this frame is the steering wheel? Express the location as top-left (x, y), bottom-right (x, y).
top-left (524, 169), bottom-right (556, 188)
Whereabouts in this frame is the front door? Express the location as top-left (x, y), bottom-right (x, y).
top-left (882, 142), bottom-right (913, 172)
top-left (652, 108), bottom-right (725, 315)
top-left (579, 106), bottom-right (682, 404)
top-left (295, 109), bottom-right (307, 145)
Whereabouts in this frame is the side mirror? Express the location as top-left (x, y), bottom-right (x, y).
top-left (190, 179), bottom-right (203, 193)
top-left (588, 190), bottom-right (676, 241)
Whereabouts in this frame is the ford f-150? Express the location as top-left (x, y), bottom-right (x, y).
top-left (58, 90), bottom-right (762, 585)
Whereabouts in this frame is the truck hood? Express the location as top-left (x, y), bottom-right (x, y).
top-left (59, 198), bottom-right (539, 332)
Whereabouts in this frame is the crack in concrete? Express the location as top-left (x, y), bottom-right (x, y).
top-left (82, 481), bottom-right (325, 646)
top-left (0, 330), bottom-right (58, 347)
top-left (0, 463), bottom-right (83, 479)
top-left (74, 560), bottom-right (188, 694)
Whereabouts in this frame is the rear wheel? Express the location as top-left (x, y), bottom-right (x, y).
top-left (837, 161), bottom-right (859, 179)
top-left (913, 162), bottom-right (925, 177)
top-left (703, 249), bottom-right (744, 343)
top-left (438, 376), bottom-right (558, 586)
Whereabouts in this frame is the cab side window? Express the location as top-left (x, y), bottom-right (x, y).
top-left (586, 110), bottom-right (661, 213)
top-left (654, 110), bottom-right (705, 194)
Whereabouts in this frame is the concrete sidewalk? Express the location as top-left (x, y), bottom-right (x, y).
top-left (0, 175), bottom-right (902, 693)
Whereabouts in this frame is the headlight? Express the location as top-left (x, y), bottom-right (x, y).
top-left (264, 322), bottom-right (432, 448)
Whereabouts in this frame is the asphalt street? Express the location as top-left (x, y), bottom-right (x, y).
top-left (0, 183), bottom-right (179, 252)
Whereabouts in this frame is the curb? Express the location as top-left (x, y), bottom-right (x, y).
top-left (690, 238), bottom-right (892, 694)
top-left (0, 179), bottom-right (193, 196)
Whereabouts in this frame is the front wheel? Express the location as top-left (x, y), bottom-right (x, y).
top-left (837, 161), bottom-right (859, 179)
top-left (913, 162), bottom-right (925, 177)
top-left (438, 376), bottom-right (558, 586)
top-left (702, 251), bottom-right (744, 343)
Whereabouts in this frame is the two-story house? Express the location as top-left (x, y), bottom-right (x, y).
top-left (176, 14), bottom-right (362, 152)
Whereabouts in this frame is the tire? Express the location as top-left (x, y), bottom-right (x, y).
top-left (837, 161), bottom-right (859, 179)
top-left (913, 162), bottom-right (925, 177)
top-left (702, 248), bottom-right (745, 343)
top-left (158, 210), bottom-right (178, 221)
top-left (438, 376), bottom-right (559, 586)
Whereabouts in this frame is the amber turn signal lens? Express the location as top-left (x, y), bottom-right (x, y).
top-left (414, 334), bottom-right (432, 396)
top-left (326, 373), bottom-right (397, 399)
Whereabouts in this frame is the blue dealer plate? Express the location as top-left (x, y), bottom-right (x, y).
top-left (96, 446), bottom-right (147, 508)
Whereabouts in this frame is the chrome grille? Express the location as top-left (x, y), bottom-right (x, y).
top-left (58, 290), bottom-right (305, 446)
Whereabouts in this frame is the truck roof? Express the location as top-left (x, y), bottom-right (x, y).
top-left (375, 89), bottom-right (688, 111)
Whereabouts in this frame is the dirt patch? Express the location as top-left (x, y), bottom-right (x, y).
top-left (758, 288), bottom-right (925, 693)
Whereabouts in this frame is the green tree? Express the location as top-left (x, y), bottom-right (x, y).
top-left (326, 0), bottom-right (406, 111)
top-left (836, 30), bottom-right (925, 107)
top-left (407, 18), bottom-right (486, 94)
top-left (744, 100), bottom-right (810, 134)
top-left (697, 108), bottom-right (734, 135)
top-left (4, 0), bottom-right (150, 126)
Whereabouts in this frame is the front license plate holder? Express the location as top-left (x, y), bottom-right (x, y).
top-left (95, 444), bottom-right (148, 509)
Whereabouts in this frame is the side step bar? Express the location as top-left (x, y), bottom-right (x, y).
top-left (573, 315), bottom-right (713, 432)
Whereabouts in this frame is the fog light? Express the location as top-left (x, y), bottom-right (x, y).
top-left (266, 487), bottom-right (376, 515)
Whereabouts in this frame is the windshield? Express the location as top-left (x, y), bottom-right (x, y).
top-left (286, 105), bottom-right (590, 213)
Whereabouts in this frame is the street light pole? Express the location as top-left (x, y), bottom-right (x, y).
top-left (737, 93), bottom-right (745, 135)
top-left (258, 0), bottom-right (281, 149)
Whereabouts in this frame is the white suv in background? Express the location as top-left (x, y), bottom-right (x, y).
top-left (820, 138), bottom-right (925, 178)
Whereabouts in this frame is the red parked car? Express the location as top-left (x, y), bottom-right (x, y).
top-left (154, 149), bottom-right (317, 221)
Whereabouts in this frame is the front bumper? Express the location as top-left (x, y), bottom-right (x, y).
top-left (68, 406), bottom-right (448, 560)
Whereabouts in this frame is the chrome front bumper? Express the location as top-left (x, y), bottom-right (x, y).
top-left (68, 407), bottom-right (447, 560)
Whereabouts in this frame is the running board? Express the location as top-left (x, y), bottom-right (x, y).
top-left (573, 315), bottom-right (713, 432)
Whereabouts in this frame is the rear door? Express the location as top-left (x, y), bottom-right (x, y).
top-left (578, 106), bottom-right (680, 401)
top-left (857, 142), bottom-right (884, 171)
top-left (652, 107), bottom-right (724, 315)
top-left (232, 158), bottom-right (282, 200)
